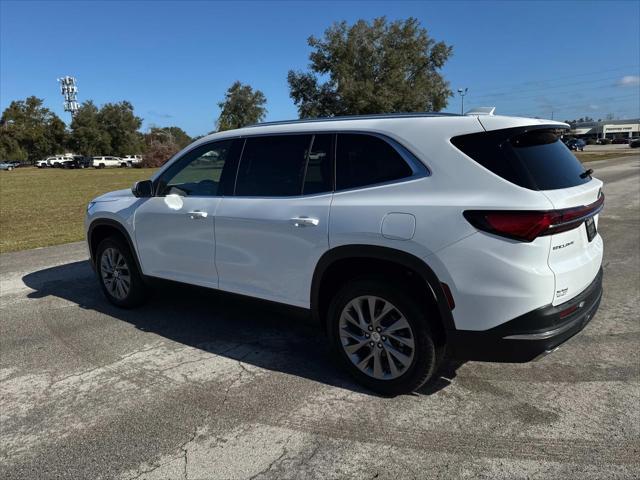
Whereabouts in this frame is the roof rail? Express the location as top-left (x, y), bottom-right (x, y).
top-left (246, 111), bottom-right (461, 128)
top-left (465, 107), bottom-right (496, 116)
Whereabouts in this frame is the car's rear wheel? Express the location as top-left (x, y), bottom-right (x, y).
top-left (96, 236), bottom-right (147, 308)
top-left (328, 278), bottom-right (441, 396)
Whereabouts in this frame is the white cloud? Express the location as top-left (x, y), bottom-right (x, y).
top-left (617, 75), bottom-right (640, 87)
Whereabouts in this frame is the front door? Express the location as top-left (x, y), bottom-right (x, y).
top-left (134, 139), bottom-right (241, 288)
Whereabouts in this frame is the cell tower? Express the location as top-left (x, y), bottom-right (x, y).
top-left (58, 76), bottom-right (79, 119)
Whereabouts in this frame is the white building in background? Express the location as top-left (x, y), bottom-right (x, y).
top-left (571, 119), bottom-right (640, 140)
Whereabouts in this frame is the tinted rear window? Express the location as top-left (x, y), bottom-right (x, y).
top-left (336, 134), bottom-right (413, 190)
top-left (451, 127), bottom-right (591, 190)
top-left (235, 135), bottom-right (312, 196)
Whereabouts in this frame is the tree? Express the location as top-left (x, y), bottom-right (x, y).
top-left (140, 126), bottom-right (191, 168)
top-left (287, 17), bottom-right (453, 118)
top-left (69, 101), bottom-right (111, 156)
top-left (96, 101), bottom-right (144, 156)
top-left (146, 126), bottom-right (192, 149)
top-left (0, 96), bottom-right (67, 161)
top-left (141, 140), bottom-right (180, 168)
top-left (563, 116), bottom-right (596, 126)
top-left (69, 100), bottom-right (143, 156)
top-left (216, 81), bottom-right (267, 131)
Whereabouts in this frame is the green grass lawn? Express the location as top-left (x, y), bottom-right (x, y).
top-left (0, 167), bottom-right (156, 253)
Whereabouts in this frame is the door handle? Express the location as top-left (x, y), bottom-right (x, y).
top-left (188, 210), bottom-right (208, 220)
top-left (290, 216), bottom-right (319, 227)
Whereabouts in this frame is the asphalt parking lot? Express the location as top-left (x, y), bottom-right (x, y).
top-left (1, 155), bottom-right (638, 479)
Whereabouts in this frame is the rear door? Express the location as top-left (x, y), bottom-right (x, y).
top-left (506, 128), bottom-right (604, 305)
top-left (455, 121), bottom-right (604, 305)
top-left (542, 183), bottom-right (603, 305)
top-left (214, 133), bottom-right (334, 307)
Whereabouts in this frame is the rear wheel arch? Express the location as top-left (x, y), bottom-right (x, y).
top-left (311, 245), bottom-right (455, 343)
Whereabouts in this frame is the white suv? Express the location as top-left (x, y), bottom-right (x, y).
top-left (92, 156), bottom-right (122, 168)
top-left (85, 112), bottom-right (604, 395)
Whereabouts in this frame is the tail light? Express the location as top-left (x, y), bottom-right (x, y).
top-left (464, 193), bottom-right (604, 242)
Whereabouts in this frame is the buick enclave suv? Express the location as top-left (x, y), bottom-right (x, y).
top-left (86, 112), bottom-right (604, 395)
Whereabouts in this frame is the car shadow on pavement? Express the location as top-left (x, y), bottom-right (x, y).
top-left (23, 260), bottom-right (461, 397)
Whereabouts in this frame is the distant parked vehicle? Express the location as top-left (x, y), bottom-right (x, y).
top-left (630, 139), bottom-right (640, 148)
top-left (46, 155), bottom-right (72, 167)
top-left (36, 159), bottom-right (49, 168)
top-left (611, 138), bottom-right (630, 145)
top-left (0, 162), bottom-right (15, 171)
top-left (121, 155), bottom-right (142, 167)
top-left (565, 139), bottom-right (586, 151)
top-left (5, 161), bottom-right (21, 168)
top-left (62, 155), bottom-right (92, 169)
top-left (92, 156), bottom-right (122, 168)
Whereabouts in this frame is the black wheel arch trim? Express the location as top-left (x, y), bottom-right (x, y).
top-left (87, 218), bottom-right (143, 275)
top-left (310, 245), bottom-right (456, 331)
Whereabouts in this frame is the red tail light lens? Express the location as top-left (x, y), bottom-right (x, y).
top-left (464, 194), bottom-right (604, 242)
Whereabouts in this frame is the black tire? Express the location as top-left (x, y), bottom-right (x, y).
top-left (327, 278), bottom-right (442, 396)
top-left (95, 236), bottom-right (147, 308)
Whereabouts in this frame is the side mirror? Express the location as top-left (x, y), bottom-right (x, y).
top-left (132, 180), bottom-right (153, 198)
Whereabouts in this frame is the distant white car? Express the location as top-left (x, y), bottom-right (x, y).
top-left (46, 155), bottom-right (71, 167)
top-left (36, 159), bottom-right (49, 168)
top-left (121, 155), bottom-right (143, 167)
top-left (92, 156), bottom-right (122, 168)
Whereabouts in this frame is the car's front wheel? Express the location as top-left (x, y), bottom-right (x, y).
top-left (328, 278), bottom-right (441, 396)
top-left (96, 236), bottom-right (147, 308)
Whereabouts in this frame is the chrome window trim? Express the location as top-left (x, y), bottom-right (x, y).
top-left (156, 130), bottom-right (431, 199)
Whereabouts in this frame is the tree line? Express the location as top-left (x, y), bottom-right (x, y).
top-left (1, 17), bottom-right (453, 166)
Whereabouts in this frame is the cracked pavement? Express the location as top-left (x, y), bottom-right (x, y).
top-left (1, 156), bottom-right (639, 479)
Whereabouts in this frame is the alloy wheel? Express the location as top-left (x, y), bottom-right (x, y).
top-left (339, 295), bottom-right (415, 380)
top-left (100, 247), bottom-right (131, 300)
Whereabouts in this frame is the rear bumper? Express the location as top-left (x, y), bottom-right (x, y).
top-left (447, 267), bottom-right (603, 362)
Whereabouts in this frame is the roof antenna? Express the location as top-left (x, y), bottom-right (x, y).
top-left (465, 107), bottom-right (496, 116)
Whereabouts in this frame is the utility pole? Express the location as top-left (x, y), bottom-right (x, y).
top-left (457, 88), bottom-right (468, 115)
top-left (58, 76), bottom-right (79, 120)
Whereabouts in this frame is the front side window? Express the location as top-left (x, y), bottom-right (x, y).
top-left (336, 134), bottom-right (413, 190)
top-left (157, 139), bottom-right (239, 196)
top-left (235, 135), bottom-right (312, 196)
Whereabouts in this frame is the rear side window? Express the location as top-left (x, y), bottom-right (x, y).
top-left (451, 127), bottom-right (590, 190)
top-left (336, 134), bottom-right (413, 190)
top-left (303, 134), bottom-right (333, 195)
top-left (235, 135), bottom-right (312, 196)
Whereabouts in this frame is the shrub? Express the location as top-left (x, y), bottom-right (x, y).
top-left (140, 140), bottom-right (179, 168)
top-left (599, 138), bottom-right (611, 145)
top-left (586, 139), bottom-right (597, 145)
